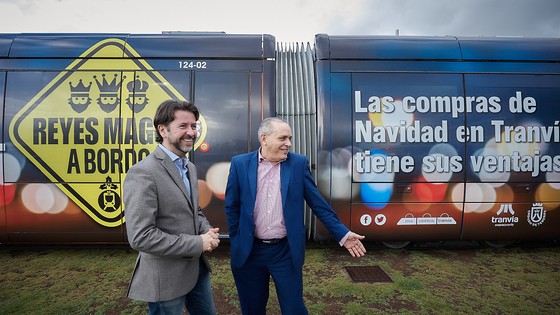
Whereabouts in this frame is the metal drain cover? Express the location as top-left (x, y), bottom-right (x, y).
top-left (344, 266), bottom-right (393, 283)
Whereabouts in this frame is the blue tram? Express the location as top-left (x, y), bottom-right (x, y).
top-left (0, 33), bottom-right (558, 246)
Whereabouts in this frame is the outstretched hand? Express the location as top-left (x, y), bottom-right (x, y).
top-left (343, 232), bottom-right (366, 257)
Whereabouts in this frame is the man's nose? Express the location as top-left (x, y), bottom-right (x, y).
top-left (186, 128), bottom-right (197, 137)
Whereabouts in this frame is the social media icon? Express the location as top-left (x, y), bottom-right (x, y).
top-left (360, 214), bottom-right (372, 226)
top-left (375, 214), bottom-right (386, 226)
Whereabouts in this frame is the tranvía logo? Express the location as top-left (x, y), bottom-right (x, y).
top-left (527, 203), bottom-right (546, 227)
top-left (491, 204), bottom-right (519, 227)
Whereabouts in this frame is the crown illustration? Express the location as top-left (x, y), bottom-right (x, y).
top-left (69, 79), bottom-right (92, 95)
top-left (126, 75), bottom-right (150, 95)
top-left (94, 74), bottom-right (122, 95)
top-left (99, 176), bottom-right (118, 190)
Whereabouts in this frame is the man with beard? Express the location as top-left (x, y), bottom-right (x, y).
top-left (124, 99), bottom-right (219, 315)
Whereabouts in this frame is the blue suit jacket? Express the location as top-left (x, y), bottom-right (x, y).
top-left (225, 151), bottom-right (349, 269)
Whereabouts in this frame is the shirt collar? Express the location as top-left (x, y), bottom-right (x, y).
top-left (258, 147), bottom-right (285, 165)
top-left (159, 144), bottom-right (190, 166)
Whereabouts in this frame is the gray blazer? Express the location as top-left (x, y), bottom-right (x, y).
top-left (124, 145), bottom-right (213, 302)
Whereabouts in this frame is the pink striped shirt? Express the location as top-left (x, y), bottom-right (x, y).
top-left (253, 150), bottom-right (286, 240)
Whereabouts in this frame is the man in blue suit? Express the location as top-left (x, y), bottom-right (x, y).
top-left (225, 117), bottom-right (366, 314)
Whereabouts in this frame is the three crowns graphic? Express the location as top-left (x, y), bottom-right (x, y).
top-left (69, 74), bottom-right (149, 113)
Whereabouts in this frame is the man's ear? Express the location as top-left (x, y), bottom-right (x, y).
top-left (158, 125), bottom-right (167, 138)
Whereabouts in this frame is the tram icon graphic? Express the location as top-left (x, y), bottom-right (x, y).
top-left (98, 176), bottom-right (121, 213)
top-left (497, 203), bottom-right (515, 215)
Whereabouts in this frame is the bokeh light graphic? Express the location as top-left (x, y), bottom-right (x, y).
top-left (494, 184), bottom-right (514, 204)
top-left (379, 99), bottom-right (414, 127)
top-left (2, 153), bottom-right (22, 182)
top-left (21, 183), bottom-right (69, 214)
top-left (536, 183), bottom-right (560, 210)
top-left (423, 143), bottom-right (458, 183)
top-left (356, 99), bottom-right (415, 210)
top-left (496, 121), bottom-right (544, 157)
top-left (0, 184), bottom-right (16, 206)
top-left (332, 147), bottom-right (353, 200)
top-left (318, 148), bottom-right (357, 200)
top-left (473, 142), bottom-right (510, 187)
top-left (546, 171), bottom-right (560, 190)
top-left (197, 179), bottom-right (212, 208)
top-left (452, 182), bottom-right (496, 213)
top-left (413, 176), bottom-right (447, 203)
top-left (1, 153), bottom-right (22, 206)
top-left (205, 162), bottom-right (230, 200)
top-left (354, 149), bottom-right (394, 209)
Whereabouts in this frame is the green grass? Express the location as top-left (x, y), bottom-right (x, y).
top-left (0, 242), bottom-right (559, 314)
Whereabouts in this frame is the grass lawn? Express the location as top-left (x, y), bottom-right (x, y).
top-left (0, 241), bottom-right (559, 314)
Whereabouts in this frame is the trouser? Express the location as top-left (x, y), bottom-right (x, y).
top-left (232, 238), bottom-right (308, 315)
top-left (148, 260), bottom-right (216, 315)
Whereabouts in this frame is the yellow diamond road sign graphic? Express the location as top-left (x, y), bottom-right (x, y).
top-left (9, 39), bottom-right (207, 227)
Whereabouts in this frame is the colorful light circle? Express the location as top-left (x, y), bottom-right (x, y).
top-left (546, 171), bottom-right (560, 190)
top-left (0, 184), bottom-right (16, 206)
top-left (205, 162), bottom-right (230, 200)
top-left (413, 176), bottom-right (447, 203)
top-left (197, 180), bottom-right (213, 208)
top-left (1, 153), bottom-right (22, 182)
top-left (354, 149), bottom-right (394, 209)
top-left (21, 183), bottom-right (69, 214)
top-left (199, 142), bottom-right (210, 153)
top-left (536, 183), bottom-right (560, 210)
top-left (473, 145), bottom-right (510, 187)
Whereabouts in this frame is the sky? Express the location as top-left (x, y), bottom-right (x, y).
top-left (0, 0), bottom-right (559, 43)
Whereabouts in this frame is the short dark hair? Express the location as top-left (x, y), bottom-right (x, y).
top-left (153, 99), bottom-right (200, 143)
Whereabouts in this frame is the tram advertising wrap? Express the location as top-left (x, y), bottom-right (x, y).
top-left (0, 33), bottom-right (274, 243)
top-left (314, 35), bottom-right (560, 244)
top-left (1, 33), bottom-right (559, 245)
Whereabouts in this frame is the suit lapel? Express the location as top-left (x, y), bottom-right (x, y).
top-left (248, 151), bottom-right (258, 206)
top-left (186, 162), bottom-right (198, 232)
top-left (280, 153), bottom-right (291, 206)
top-left (154, 147), bottom-right (194, 210)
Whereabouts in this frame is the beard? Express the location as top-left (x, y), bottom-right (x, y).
top-left (171, 137), bottom-right (195, 154)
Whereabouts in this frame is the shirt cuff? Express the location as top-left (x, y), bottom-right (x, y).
top-left (339, 231), bottom-right (352, 247)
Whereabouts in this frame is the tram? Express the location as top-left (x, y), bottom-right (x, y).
top-left (1, 33), bottom-right (558, 246)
